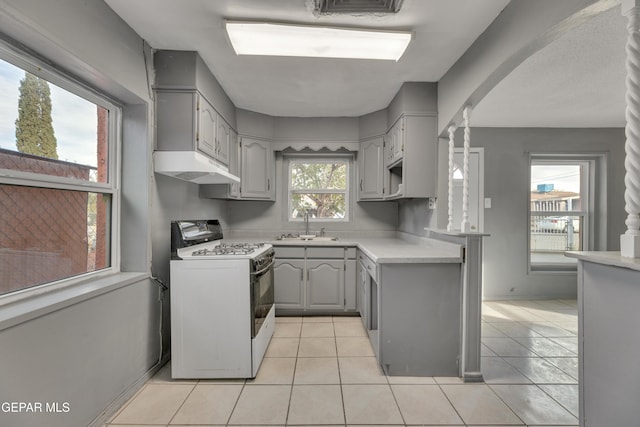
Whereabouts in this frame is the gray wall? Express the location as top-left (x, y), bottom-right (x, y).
top-left (397, 199), bottom-right (437, 236)
top-left (467, 127), bottom-right (625, 300)
top-left (228, 110), bottom-right (397, 236)
top-left (0, 1), bottom-right (229, 426)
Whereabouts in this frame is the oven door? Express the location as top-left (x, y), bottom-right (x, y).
top-left (250, 257), bottom-right (275, 338)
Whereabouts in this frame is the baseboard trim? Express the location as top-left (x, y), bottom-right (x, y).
top-left (88, 354), bottom-right (171, 427)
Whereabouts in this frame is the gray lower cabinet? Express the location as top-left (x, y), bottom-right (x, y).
top-left (577, 259), bottom-right (640, 427)
top-left (307, 260), bottom-right (344, 309)
top-left (377, 263), bottom-right (461, 376)
top-left (357, 250), bottom-right (462, 377)
top-left (273, 259), bottom-right (305, 310)
top-left (274, 246), bottom-right (356, 313)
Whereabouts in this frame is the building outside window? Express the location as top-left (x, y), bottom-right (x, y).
top-left (287, 157), bottom-right (349, 222)
top-left (0, 50), bottom-right (119, 297)
top-left (529, 158), bottom-right (591, 272)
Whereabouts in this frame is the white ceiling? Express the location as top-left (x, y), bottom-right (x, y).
top-left (105, 0), bottom-right (627, 127)
top-left (473, 5), bottom-right (627, 128)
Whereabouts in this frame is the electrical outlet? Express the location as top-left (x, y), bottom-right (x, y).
top-left (428, 197), bottom-right (437, 209)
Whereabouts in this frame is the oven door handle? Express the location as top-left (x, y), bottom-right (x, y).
top-left (250, 258), bottom-right (275, 276)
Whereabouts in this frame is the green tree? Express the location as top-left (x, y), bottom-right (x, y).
top-left (15, 72), bottom-right (58, 159)
top-left (291, 162), bottom-right (347, 219)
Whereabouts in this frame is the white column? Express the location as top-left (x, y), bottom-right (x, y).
top-left (622, 0), bottom-right (640, 258)
top-left (447, 125), bottom-right (457, 232)
top-left (460, 106), bottom-right (472, 232)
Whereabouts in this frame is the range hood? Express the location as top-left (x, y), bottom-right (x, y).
top-left (153, 151), bottom-right (240, 185)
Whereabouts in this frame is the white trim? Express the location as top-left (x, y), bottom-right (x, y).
top-left (0, 40), bottom-right (122, 298)
top-left (527, 155), bottom-right (597, 273)
top-left (272, 141), bottom-right (360, 152)
top-left (286, 156), bottom-right (351, 222)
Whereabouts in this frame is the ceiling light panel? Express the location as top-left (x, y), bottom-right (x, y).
top-left (225, 21), bottom-right (412, 61)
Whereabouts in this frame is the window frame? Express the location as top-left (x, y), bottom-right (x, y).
top-left (286, 155), bottom-right (351, 223)
top-left (527, 155), bottom-right (596, 273)
top-left (0, 40), bottom-right (121, 300)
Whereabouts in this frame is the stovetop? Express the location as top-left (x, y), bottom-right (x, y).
top-left (171, 220), bottom-right (272, 260)
top-left (192, 242), bottom-right (267, 256)
top-left (176, 240), bottom-right (272, 260)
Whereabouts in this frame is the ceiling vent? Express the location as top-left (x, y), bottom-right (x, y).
top-left (315, 0), bottom-right (404, 14)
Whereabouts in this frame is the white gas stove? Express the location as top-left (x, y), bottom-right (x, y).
top-left (170, 220), bottom-right (275, 379)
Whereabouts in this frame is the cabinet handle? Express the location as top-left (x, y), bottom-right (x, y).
top-left (267, 178), bottom-right (270, 191)
top-left (300, 269), bottom-right (303, 282)
top-left (360, 179), bottom-right (363, 191)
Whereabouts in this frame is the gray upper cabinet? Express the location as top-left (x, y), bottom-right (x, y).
top-left (197, 95), bottom-right (217, 158)
top-left (239, 137), bottom-right (275, 200)
top-left (156, 90), bottom-right (197, 153)
top-left (156, 90), bottom-right (231, 167)
top-left (216, 116), bottom-right (230, 166)
top-left (228, 127), bottom-right (240, 198)
top-left (384, 117), bottom-right (404, 168)
top-left (385, 114), bottom-right (437, 199)
top-left (358, 136), bottom-right (385, 200)
top-left (199, 133), bottom-right (274, 200)
top-left (154, 50), bottom-right (236, 168)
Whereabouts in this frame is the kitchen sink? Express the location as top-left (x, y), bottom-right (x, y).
top-left (275, 235), bottom-right (338, 241)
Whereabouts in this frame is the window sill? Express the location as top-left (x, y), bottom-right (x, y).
top-left (529, 266), bottom-right (578, 275)
top-left (0, 271), bottom-right (149, 331)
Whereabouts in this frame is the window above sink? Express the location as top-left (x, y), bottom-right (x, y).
top-left (286, 155), bottom-right (352, 222)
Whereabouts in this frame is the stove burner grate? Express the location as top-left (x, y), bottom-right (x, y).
top-left (191, 242), bottom-right (265, 257)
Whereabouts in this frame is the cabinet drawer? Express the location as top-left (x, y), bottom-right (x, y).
top-left (358, 251), bottom-right (378, 282)
top-left (307, 247), bottom-right (347, 259)
top-left (273, 246), bottom-right (305, 258)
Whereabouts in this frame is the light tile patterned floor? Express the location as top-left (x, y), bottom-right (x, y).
top-left (106, 299), bottom-right (579, 426)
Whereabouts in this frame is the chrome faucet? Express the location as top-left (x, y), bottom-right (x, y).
top-left (304, 210), bottom-right (310, 235)
top-left (320, 227), bottom-right (325, 237)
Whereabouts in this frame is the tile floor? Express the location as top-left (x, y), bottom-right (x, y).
top-left (106, 299), bottom-right (579, 426)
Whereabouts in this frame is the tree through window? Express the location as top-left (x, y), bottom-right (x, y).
top-left (288, 159), bottom-right (348, 221)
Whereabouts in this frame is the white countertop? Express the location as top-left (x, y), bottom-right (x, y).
top-left (266, 235), bottom-right (462, 264)
top-left (354, 237), bottom-right (462, 263)
top-left (565, 251), bottom-right (640, 272)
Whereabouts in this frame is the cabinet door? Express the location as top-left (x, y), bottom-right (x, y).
top-left (240, 137), bottom-right (274, 200)
top-left (274, 259), bottom-right (305, 310)
top-left (384, 129), bottom-right (393, 167)
top-left (197, 95), bottom-right (217, 158)
top-left (228, 128), bottom-right (240, 198)
top-left (307, 260), bottom-right (344, 309)
top-left (359, 261), bottom-right (370, 329)
top-left (393, 118), bottom-right (404, 162)
top-left (358, 137), bottom-right (384, 200)
top-left (216, 117), bottom-right (230, 166)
